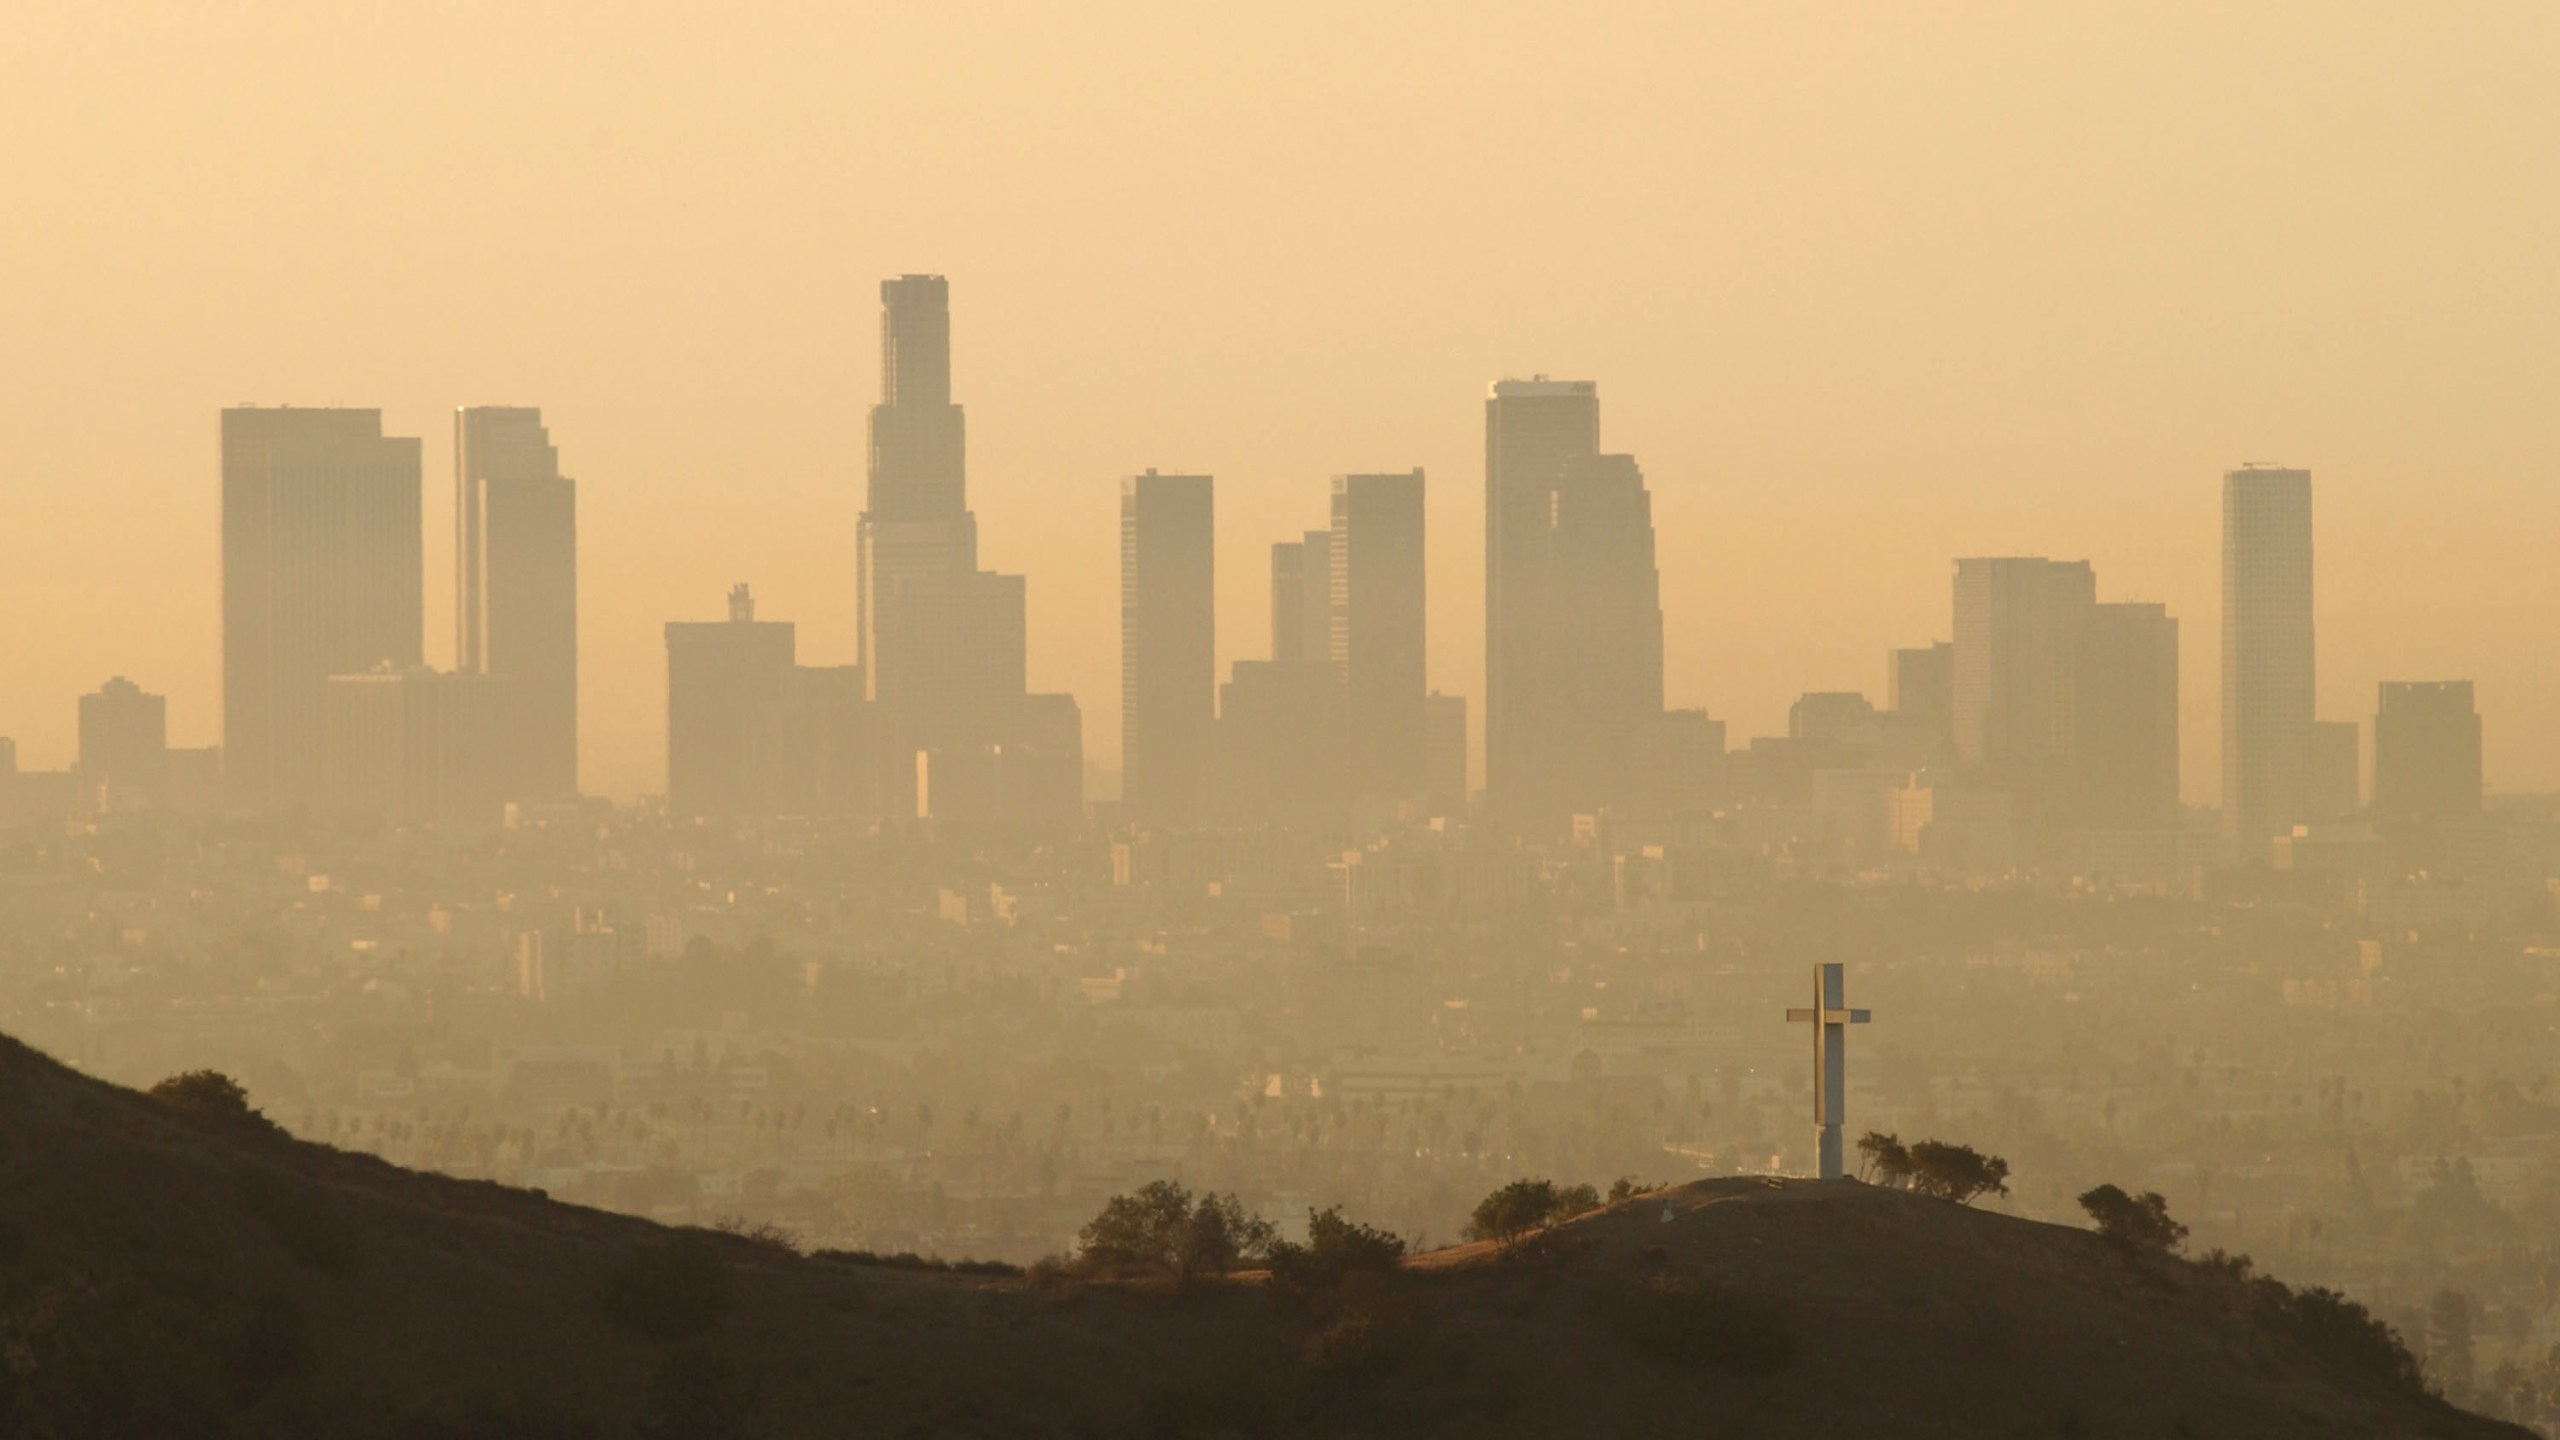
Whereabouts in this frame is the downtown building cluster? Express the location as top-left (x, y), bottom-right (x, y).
top-left (0, 278), bottom-right (2505, 888)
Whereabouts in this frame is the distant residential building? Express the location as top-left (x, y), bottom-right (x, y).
top-left (1332, 470), bottom-right (1428, 803)
top-left (456, 406), bottom-right (578, 799)
top-left (221, 407), bottom-right (424, 809)
top-left (2222, 466), bottom-right (2316, 855)
top-left (2372, 681), bottom-right (2482, 831)
top-left (1120, 471), bottom-right (1215, 823)
top-left (78, 676), bottom-right (168, 812)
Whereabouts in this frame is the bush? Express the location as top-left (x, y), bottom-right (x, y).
top-left (710, 1217), bottom-right (800, 1255)
top-left (2253, 1279), bottom-right (2426, 1395)
top-left (1265, 1207), bottom-right (1406, 1301)
top-left (600, 1236), bottom-right (734, 1340)
top-left (1606, 1277), bottom-right (1797, 1379)
top-left (1077, 1180), bottom-right (1274, 1286)
top-left (1606, 1177), bottom-right (1664, 1203)
top-left (1906, 1141), bottom-right (2010, 1205)
top-left (1857, 1131), bottom-right (1914, 1188)
top-left (2077, 1184), bottom-right (2188, 1252)
top-left (1463, 1178), bottom-right (1604, 1251)
top-left (152, 1070), bottom-right (266, 1124)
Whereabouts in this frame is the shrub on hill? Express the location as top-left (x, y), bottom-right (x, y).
top-left (1078, 1180), bottom-right (1274, 1287)
top-left (2256, 1279), bottom-right (2428, 1397)
top-left (2078, 1184), bottom-right (2188, 1252)
top-left (1265, 1206), bottom-right (1406, 1303)
top-left (1856, 1131), bottom-right (1916, 1187)
top-left (1906, 1141), bottom-right (2010, 1205)
top-left (1464, 1178), bottom-right (1603, 1252)
top-left (150, 1070), bottom-right (275, 1129)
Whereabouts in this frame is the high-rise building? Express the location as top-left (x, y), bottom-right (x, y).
top-left (456, 406), bottom-right (577, 799)
top-left (2222, 466), bottom-right (2315, 857)
top-left (77, 676), bottom-right (168, 812)
top-left (1332, 470), bottom-right (1427, 803)
top-left (2372, 681), bottom-right (2481, 830)
top-left (1424, 691), bottom-right (1468, 819)
top-left (322, 666), bottom-right (513, 827)
top-left (1951, 557), bottom-right (2095, 781)
top-left (1484, 377), bottom-right (1600, 822)
top-left (1120, 471), bottom-right (1215, 823)
top-left (221, 408), bottom-right (423, 809)
top-left (856, 277), bottom-right (1031, 807)
top-left (2071, 602), bottom-right (2180, 829)
top-left (1548, 453), bottom-right (1665, 814)
top-left (1270, 541), bottom-right (1308, 665)
top-left (1003, 692), bottom-right (1086, 826)
top-left (665, 585), bottom-right (798, 817)
top-left (2309, 719), bottom-right (2360, 821)
top-left (1887, 641), bottom-right (1956, 759)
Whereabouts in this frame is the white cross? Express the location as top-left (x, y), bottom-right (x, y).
top-left (1784, 962), bottom-right (1871, 1181)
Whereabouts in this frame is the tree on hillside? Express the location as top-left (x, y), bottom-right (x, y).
top-left (1265, 1206), bottom-right (1406, 1301)
top-left (150, 1070), bottom-right (260, 1121)
top-left (1856, 1131), bottom-right (1914, 1188)
top-left (1905, 1141), bottom-right (2009, 1205)
top-left (2427, 1289), bottom-right (2476, 1398)
top-left (2078, 1184), bottom-right (2188, 1252)
top-left (1077, 1180), bottom-right (1274, 1286)
top-left (1464, 1178), bottom-right (1603, 1252)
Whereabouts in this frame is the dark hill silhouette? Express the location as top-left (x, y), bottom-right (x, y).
top-left (0, 1034), bottom-right (2528, 1439)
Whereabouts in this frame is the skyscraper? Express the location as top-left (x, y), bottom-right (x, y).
top-left (1547, 452), bottom-right (1665, 812)
top-left (1332, 470), bottom-right (1427, 803)
top-left (1120, 471), bottom-right (1215, 823)
top-left (856, 277), bottom-right (1031, 806)
top-left (665, 584), bottom-right (798, 817)
top-left (322, 666), bottom-right (513, 827)
top-left (456, 406), bottom-right (578, 799)
top-left (2071, 602), bottom-right (2180, 829)
top-left (2222, 466), bottom-right (2315, 858)
top-left (2372, 681), bottom-right (2481, 831)
top-left (78, 676), bottom-right (168, 813)
top-left (1424, 691), bottom-right (1468, 818)
top-left (1484, 377), bottom-right (1599, 822)
top-left (1270, 540), bottom-right (1308, 664)
top-left (1951, 557), bottom-right (2096, 777)
top-left (221, 407), bottom-right (423, 809)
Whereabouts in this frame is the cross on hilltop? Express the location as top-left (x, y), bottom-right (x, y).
top-left (1784, 962), bottom-right (1872, 1181)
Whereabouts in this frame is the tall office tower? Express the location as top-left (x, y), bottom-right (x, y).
top-left (1654, 709), bottom-right (1730, 815)
top-left (773, 665), bottom-right (876, 817)
top-left (1548, 453), bottom-right (1666, 813)
top-left (1003, 692), bottom-right (1086, 826)
top-left (321, 666), bottom-right (513, 827)
top-left (456, 406), bottom-right (578, 799)
top-left (2372, 681), bottom-right (2482, 830)
top-left (2221, 466), bottom-right (2315, 857)
top-left (1423, 691), bottom-right (1468, 818)
top-left (1951, 557), bottom-right (2096, 777)
top-left (665, 585), bottom-right (798, 817)
top-left (221, 408), bottom-right (423, 809)
top-left (1888, 641), bottom-right (1956, 747)
top-left (1332, 470), bottom-right (1428, 802)
top-left (1484, 377), bottom-right (1600, 821)
top-left (2309, 719), bottom-right (2361, 821)
top-left (2071, 602), bottom-right (2181, 829)
top-left (1120, 471), bottom-right (1215, 823)
top-left (78, 676), bottom-right (169, 812)
top-left (1270, 541), bottom-right (1308, 664)
top-left (856, 277), bottom-right (1030, 804)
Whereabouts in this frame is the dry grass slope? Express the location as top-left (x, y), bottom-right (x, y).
top-left (0, 1033), bottom-right (2531, 1439)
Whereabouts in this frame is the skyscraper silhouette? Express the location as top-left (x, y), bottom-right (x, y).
top-left (78, 676), bottom-right (168, 813)
top-left (2072, 602), bottom-right (2180, 829)
top-left (1484, 378), bottom-right (1599, 824)
top-left (221, 407), bottom-right (423, 809)
top-left (456, 406), bottom-right (578, 799)
top-left (1546, 452), bottom-right (1664, 813)
top-left (2372, 680), bottom-right (2481, 831)
top-left (665, 584), bottom-right (797, 818)
top-left (1120, 471), bottom-right (1215, 823)
top-left (1332, 470), bottom-right (1428, 804)
top-left (856, 277), bottom-right (1030, 808)
top-left (2221, 466), bottom-right (2315, 858)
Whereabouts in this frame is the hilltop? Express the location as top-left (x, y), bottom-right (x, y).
top-left (0, 1033), bottom-right (2528, 1439)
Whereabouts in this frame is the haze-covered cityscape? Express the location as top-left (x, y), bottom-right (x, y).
top-left (6, 6), bottom-right (2559, 1436)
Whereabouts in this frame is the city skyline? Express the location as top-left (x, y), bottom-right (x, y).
top-left (5, 6), bottom-right (2557, 802)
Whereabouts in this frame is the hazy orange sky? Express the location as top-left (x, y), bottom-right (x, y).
top-left (4, 2), bottom-right (2555, 802)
